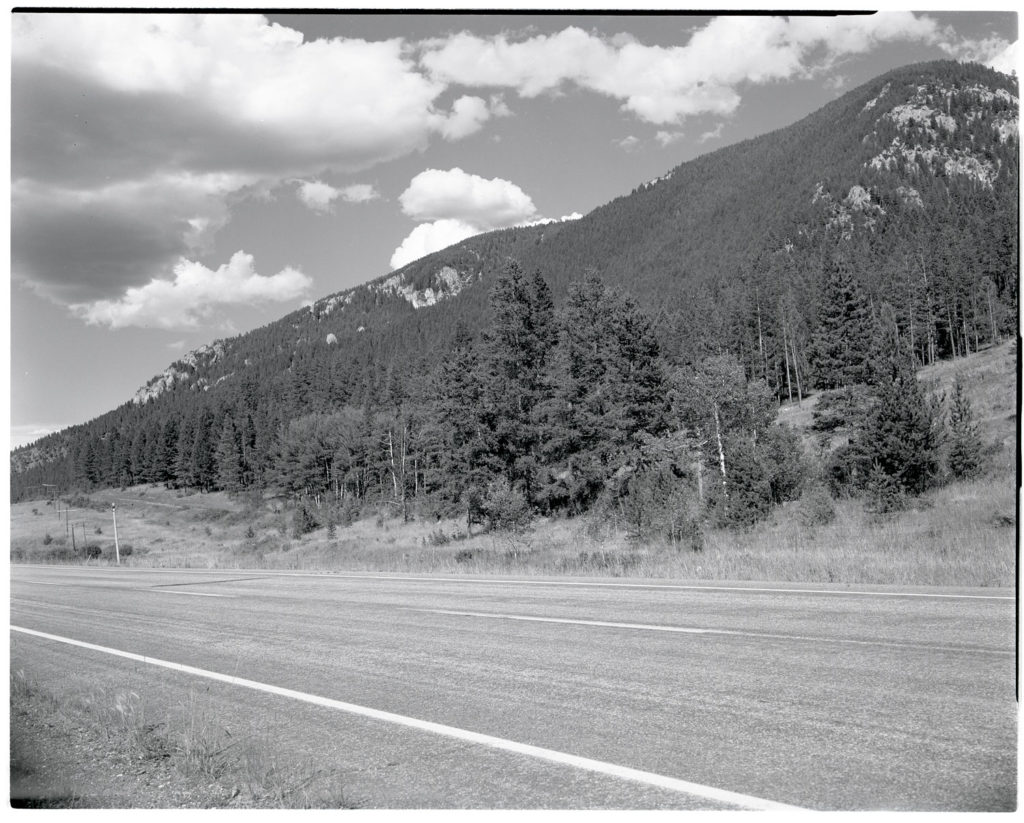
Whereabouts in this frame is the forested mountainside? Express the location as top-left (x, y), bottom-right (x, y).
top-left (13, 61), bottom-right (1017, 531)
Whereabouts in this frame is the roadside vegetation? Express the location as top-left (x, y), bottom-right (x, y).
top-left (10, 668), bottom-right (355, 809)
top-left (11, 339), bottom-right (1014, 588)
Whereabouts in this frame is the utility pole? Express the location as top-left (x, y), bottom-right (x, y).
top-left (111, 503), bottom-right (120, 565)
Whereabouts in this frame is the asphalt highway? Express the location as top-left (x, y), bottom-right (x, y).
top-left (9, 565), bottom-right (1017, 809)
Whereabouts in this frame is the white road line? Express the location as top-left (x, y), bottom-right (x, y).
top-left (146, 590), bottom-right (234, 598)
top-left (16, 580), bottom-right (65, 586)
top-left (415, 608), bottom-right (1015, 656)
top-left (12, 565), bottom-right (1014, 600)
top-left (11, 625), bottom-right (799, 811)
top-left (329, 573), bottom-right (1015, 601)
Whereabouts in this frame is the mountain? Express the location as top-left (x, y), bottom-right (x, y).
top-left (12, 60), bottom-right (1018, 499)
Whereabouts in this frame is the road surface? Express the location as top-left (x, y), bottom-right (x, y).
top-left (9, 565), bottom-right (1017, 809)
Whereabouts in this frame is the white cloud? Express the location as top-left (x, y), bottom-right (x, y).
top-left (296, 180), bottom-right (342, 213)
top-left (167, 339), bottom-right (187, 351)
top-left (391, 168), bottom-right (580, 268)
top-left (69, 251), bottom-right (313, 330)
top-left (521, 212), bottom-right (584, 227)
top-left (12, 13), bottom-right (488, 316)
top-left (437, 95), bottom-right (492, 140)
top-left (398, 167), bottom-right (537, 228)
top-left (616, 135), bottom-right (641, 151)
top-left (958, 38), bottom-right (1018, 75)
top-left (340, 183), bottom-right (380, 203)
top-left (390, 219), bottom-right (479, 269)
top-left (655, 130), bottom-right (685, 147)
top-left (698, 123), bottom-right (724, 143)
top-left (295, 180), bottom-right (380, 212)
top-left (987, 40), bottom-right (1018, 75)
top-left (420, 14), bottom-right (948, 124)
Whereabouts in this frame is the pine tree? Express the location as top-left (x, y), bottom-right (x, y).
top-left (807, 258), bottom-right (875, 389)
top-left (215, 416), bottom-right (245, 492)
top-left (189, 409), bottom-right (218, 492)
top-left (426, 324), bottom-right (492, 510)
top-left (539, 274), bottom-right (669, 511)
top-left (859, 335), bottom-right (942, 496)
top-left (479, 260), bottom-right (556, 502)
top-left (947, 374), bottom-right (983, 479)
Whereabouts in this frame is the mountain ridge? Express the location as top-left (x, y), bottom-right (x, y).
top-left (11, 59), bottom-right (1018, 492)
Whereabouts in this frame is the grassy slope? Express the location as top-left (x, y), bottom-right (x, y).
top-left (10, 341), bottom-right (1017, 586)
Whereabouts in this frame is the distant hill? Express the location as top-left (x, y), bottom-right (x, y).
top-left (12, 60), bottom-right (1018, 499)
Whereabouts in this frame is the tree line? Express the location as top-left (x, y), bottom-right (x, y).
top-left (15, 255), bottom-right (985, 542)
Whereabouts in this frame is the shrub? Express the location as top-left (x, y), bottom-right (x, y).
top-left (711, 437), bottom-right (772, 529)
top-left (759, 425), bottom-right (808, 504)
top-left (865, 462), bottom-right (907, 516)
top-left (454, 549), bottom-right (475, 564)
top-left (796, 482), bottom-right (836, 528)
top-left (428, 528), bottom-right (451, 546)
top-left (811, 386), bottom-right (874, 433)
top-left (292, 502), bottom-right (319, 538)
top-left (42, 533), bottom-right (53, 545)
top-left (614, 464), bottom-right (701, 548)
top-left (478, 479), bottom-right (533, 533)
top-left (82, 544), bottom-right (103, 560)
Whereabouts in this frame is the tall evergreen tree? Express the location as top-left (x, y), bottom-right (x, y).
top-left (859, 333), bottom-right (942, 496)
top-left (215, 416), bottom-right (245, 492)
top-left (539, 274), bottom-right (669, 511)
top-left (807, 258), bottom-right (875, 389)
top-left (189, 409), bottom-right (218, 492)
top-left (947, 374), bottom-right (983, 479)
top-left (425, 324), bottom-right (491, 510)
top-left (479, 260), bottom-right (556, 502)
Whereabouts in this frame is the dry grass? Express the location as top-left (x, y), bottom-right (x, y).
top-left (9, 669), bottom-right (354, 808)
top-left (10, 474), bottom-right (1015, 588)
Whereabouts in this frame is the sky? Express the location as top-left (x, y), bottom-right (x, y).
top-left (7, 8), bottom-right (1019, 448)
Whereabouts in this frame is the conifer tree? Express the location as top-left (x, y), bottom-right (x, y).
top-left (426, 324), bottom-right (491, 509)
top-left (807, 258), bottom-right (875, 389)
top-left (947, 374), bottom-right (982, 479)
top-left (479, 260), bottom-right (556, 502)
top-left (540, 274), bottom-right (669, 510)
top-left (859, 334), bottom-right (942, 496)
top-left (215, 416), bottom-right (245, 492)
top-left (189, 409), bottom-right (218, 492)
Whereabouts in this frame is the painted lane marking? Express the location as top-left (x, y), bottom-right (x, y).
top-left (331, 574), bottom-right (1014, 601)
top-left (12, 565), bottom-right (1014, 601)
top-left (15, 580), bottom-right (66, 586)
top-left (146, 590), bottom-right (234, 598)
top-left (414, 609), bottom-right (1015, 657)
top-left (11, 625), bottom-right (799, 811)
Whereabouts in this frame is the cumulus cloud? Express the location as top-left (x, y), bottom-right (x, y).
top-left (69, 251), bottom-right (313, 330)
top-left (947, 37), bottom-right (1018, 75)
top-left (399, 167), bottom-right (537, 228)
top-left (390, 219), bottom-right (480, 269)
top-left (389, 168), bottom-right (579, 268)
top-left (616, 135), bottom-right (641, 151)
top-left (295, 180), bottom-right (380, 212)
top-left (420, 14), bottom-right (948, 124)
top-left (11, 13), bottom-right (486, 318)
